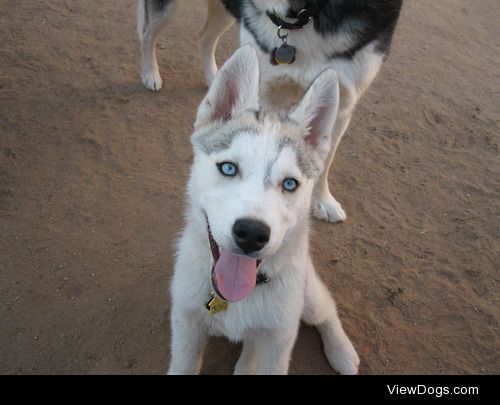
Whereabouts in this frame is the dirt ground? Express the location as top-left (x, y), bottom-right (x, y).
top-left (0, 0), bottom-right (499, 375)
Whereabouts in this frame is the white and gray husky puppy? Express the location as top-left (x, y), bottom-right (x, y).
top-left (138, 0), bottom-right (402, 223)
top-left (168, 45), bottom-right (359, 375)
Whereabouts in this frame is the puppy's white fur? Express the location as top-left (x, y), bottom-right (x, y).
top-left (168, 45), bottom-right (359, 375)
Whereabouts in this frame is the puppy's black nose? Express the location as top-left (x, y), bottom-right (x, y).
top-left (233, 218), bottom-right (271, 254)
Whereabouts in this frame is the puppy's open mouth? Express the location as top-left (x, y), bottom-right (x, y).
top-left (212, 249), bottom-right (259, 303)
top-left (207, 221), bottom-right (263, 303)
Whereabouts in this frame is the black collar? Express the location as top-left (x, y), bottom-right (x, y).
top-left (266, 0), bottom-right (329, 30)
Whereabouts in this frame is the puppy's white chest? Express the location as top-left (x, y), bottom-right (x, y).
top-left (202, 282), bottom-right (303, 341)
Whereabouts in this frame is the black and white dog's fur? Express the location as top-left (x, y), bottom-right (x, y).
top-left (138, 0), bottom-right (402, 223)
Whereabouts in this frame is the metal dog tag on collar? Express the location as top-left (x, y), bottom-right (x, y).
top-left (271, 44), bottom-right (297, 65)
top-left (270, 26), bottom-right (296, 65)
top-left (205, 291), bottom-right (229, 316)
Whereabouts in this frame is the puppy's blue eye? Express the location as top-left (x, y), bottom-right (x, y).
top-left (218, 162), bottom-right (238, 177)
top-left (283, 178), bottom-right (299, 192)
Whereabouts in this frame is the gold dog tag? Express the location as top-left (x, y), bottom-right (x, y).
top-left (205, 292), bottom-right (229, 316)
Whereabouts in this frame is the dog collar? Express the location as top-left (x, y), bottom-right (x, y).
top-left (266, 0), bottom-right (329, 65)
top-left (266, 9), bottom-right (312, 32)
top-left (266, 0), bottom-right (329, 30)
top-left (205, 219), bottom-right (270, 315)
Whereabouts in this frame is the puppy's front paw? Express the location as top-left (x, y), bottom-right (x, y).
top-left (312, 193), bottom-right (346, 223)
top-left (325, 340), bottom-right (360, 375)
top-left (141, 69), bottom-right (163, 91)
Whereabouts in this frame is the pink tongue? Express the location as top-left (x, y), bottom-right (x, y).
top-left (213, 249), bottom-right (257, 302)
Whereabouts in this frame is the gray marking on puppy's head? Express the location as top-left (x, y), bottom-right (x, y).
top-left (194, 127), bottom-right (258, 155)
top-left (193, 110), bottom-right (324, 179)
top-left (295, 145), bottom-right (323, 179)
top-left (192, 111), bottom-right (260, 154)
top-left (271, 117), bottom-right (324, 180)
top-left (261, 131), bottom-right (323, 185)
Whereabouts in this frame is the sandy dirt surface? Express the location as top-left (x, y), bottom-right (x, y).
top-left (1, 0), bottom-right (499, 374)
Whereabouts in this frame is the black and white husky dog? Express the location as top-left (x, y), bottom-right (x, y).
top-left (137, 0), bottom-right (402, 223)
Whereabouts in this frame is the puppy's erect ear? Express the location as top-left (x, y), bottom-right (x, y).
top-left (194, 45), bottom-right (260, 129)
top-left (288, 69), bottom-right (339, 160)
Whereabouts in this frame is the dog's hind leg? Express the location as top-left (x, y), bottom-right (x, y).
top-left (234, 339), bottom-right (257, 375)
top-left (138, 0), bottom-right (181, 91)
top-left (199, 0), bottom-right (235, 86)
top-left (302, 268), bottom-right (360, 375)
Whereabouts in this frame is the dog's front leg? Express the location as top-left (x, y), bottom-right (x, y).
top-left (312, 111), bottom-right (352, 223)
top-left (252, 330), bottom-right (298, 375)
top-left (167, 311), bottom-right (208, 375)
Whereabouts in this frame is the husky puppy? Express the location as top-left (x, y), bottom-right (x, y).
top-left (138, 0), bottom-right (402, 223)
top-left (168, 45), bottom-right (359, 375)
